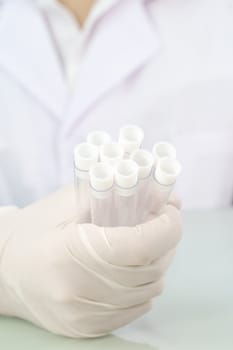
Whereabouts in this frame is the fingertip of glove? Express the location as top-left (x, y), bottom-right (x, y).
top-left (139, 204), bottom-right (183, 257)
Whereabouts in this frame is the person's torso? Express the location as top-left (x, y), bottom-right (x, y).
top-left (0, 0), bottom-right (233, 208)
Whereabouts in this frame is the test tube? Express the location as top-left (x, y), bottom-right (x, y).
top-left (114, 159), bottom-right (138, 226)
top-left (89, 163), bottom-right (114, 226)
top-left (152, 142), bottom-right (176, 167)
top-left (74, 143), bottom-right (99, 223)
top-left (130, 149), bottom-right (154, 224)
top-left (119, 125), bottom-right (144, 158)
top-left (150, 158), bottom-right (181, 214)
top-left (100, 142), bottom-right (124, 167)
top-left (87, 130), bottom-right (111, 148)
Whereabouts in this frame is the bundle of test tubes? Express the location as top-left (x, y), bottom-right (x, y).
top-left (74, 125), bottom-right (181, 227)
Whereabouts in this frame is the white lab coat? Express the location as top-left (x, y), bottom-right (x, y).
top-left (0, 0), bottom-right (233, 208)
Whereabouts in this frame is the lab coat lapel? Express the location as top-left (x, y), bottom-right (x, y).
top-left (65, 0), bottom-right (160, 135)
top-left (0, 3), bottom-right (66, 120)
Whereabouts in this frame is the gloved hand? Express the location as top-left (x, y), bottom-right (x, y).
top-left (0, 186), bottom-right (182, 338)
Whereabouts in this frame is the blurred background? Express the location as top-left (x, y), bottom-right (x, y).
top-left (0, 0), bottom-right (233, 208)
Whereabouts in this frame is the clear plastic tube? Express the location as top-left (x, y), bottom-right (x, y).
top-left (130, 149), bottom-right (154, 224)
top-left (119, 125), bottom-right (144, 158)
top-left (89, 163), bottom-right (114, 226)
top-left (149, 158), bottom-right (181, 215)
top-left (114, 159), bottom-right (138, 226)
top-left (73, 143), bottom-right (99, 223)
top-left (74, 169), bottom-right (91, 223)
top-left (73, 130), bottom-right (181, 227)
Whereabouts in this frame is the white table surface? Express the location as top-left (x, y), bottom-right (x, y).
top-left (0, 210), bottom-right (233, 350)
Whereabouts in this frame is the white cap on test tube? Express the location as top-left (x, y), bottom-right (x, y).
top-left (154, 158), bottom-right (181, 186)
top-left (115, 159), bottom-right (138, 196)
top-left (90, 163), bottom-right (114, 198)
top-left (119, 125), bottom-right (144, 154)
top-left (74, 143), bottom-right (99, 171)
top-left (87, 130), bottom-right (111, 147)
top-left (130, 149), bottom-right (154, 179)
top-left (152, 142), bottom-right (176, 166)
top-left (100, 142), bottom-right (124, 167)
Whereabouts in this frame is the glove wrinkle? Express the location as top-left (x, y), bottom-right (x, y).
top-left (73, 294), bottom-right (119, 309)
top-left (65, 243), bottom-right (131, 290)
top-left (101, 226), bottom-right (113, 249)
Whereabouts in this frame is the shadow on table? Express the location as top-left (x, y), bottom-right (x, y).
top-left (0, 317), bottom-right (158, 350)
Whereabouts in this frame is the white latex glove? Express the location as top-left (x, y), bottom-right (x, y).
top-left (0, 186), bottom-right (182, 338)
